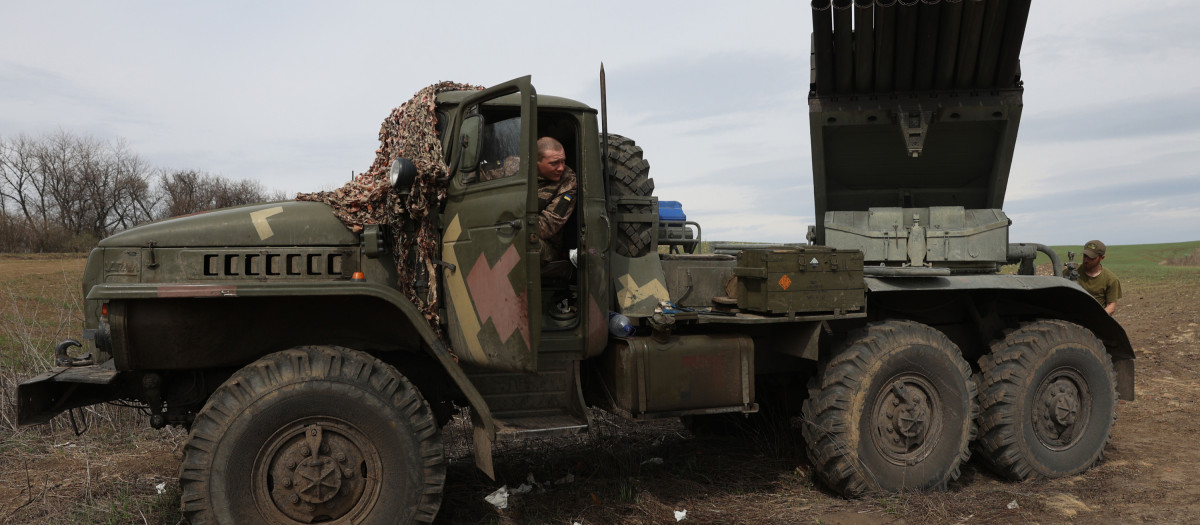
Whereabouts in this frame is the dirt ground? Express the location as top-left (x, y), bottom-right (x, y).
top-left (2, 258), bottom-right (1198, 524)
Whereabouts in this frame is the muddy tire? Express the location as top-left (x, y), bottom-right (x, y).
top-left (604, 133), bottom-right (655, 257)
top-left (976, 320), bottom-right (1117, 480)
top-left (802, 321), bottom-right (977, 497)
top-left (180, 346), bottom-right (445, 524)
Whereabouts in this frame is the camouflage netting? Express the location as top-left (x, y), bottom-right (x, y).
top-left (297, 81), bottom-right (483, 336)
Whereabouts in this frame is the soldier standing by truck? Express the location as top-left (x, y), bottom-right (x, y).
top-left (1078, 239), bottom-right (1122, 315)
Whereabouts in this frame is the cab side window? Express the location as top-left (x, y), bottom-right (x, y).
top-left (475, 117), bottom-right (522, 183)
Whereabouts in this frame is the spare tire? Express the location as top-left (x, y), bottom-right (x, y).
top-left (604, 134), bottom-right (655, 257)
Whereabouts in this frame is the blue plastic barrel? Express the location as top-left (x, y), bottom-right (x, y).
top-left (659, 200), bottom-right (686, 222)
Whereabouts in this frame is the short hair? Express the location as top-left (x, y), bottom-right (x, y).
top-left (537, 137), bottom-right (564, 159)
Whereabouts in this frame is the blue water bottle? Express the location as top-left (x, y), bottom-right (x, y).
top-left (608, 311), bottom-right (635, 337)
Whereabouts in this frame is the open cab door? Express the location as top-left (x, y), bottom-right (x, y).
top-left (440, 76), bottom-right (542, 372)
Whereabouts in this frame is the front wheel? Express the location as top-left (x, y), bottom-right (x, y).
top-left (976, 320), bottom-right (1117, 480)
top-left (802, 321), bottom-right (977, 497)
top-left (180, 346), bottom-right (446, 524)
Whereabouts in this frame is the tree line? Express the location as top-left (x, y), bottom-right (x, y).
top-left (0, 131), bottom-right (286, 252)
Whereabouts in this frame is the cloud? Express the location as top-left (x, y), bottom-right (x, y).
top-left (2, 1), bottom-right (1197, 248)
top-left (603, 52), bottom-right (809, 126)
top-left (1021, 88), bottom-right (1200, 142)
top-left (0, 61), bottom-right (156, 136)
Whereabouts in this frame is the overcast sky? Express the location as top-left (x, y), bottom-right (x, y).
top-left (3, 1), bottom-right (1198, 248)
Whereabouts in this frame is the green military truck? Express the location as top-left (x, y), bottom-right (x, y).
top-left (17, 1), bottom-right (1133, 522)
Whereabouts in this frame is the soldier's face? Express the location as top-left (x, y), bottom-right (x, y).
top-left (538, 150), bottom-right (566, 181)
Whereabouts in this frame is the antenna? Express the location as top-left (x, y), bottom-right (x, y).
top-left (600, 63), bottom-right (610, 199)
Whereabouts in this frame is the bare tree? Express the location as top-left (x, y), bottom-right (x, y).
top-left (0, 131), bottom-right (286, 252)
top-left (158, 169), bottom-right (285, 219)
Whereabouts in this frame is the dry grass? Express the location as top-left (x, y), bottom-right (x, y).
top-left (0, 254), bottom-right (182, 524)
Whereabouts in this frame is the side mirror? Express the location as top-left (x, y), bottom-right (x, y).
top-left (458, 114), bottom-right (484, 173)
top-left (389, 158), bottom-right (418, 192)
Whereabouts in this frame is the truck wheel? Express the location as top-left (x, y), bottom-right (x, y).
top-left (802, 321), bottom-right (977, 496)
top-left (976, 320), bottom-right (1117, 480)
top-left (180, 346), bottom-right (445, 524)
top-left (604, 133), bottom-right (656, 257)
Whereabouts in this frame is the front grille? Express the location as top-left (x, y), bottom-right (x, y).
top-left (185, 249), bottom-right (353, 280)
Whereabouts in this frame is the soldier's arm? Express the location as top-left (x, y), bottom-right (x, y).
top-left (538, 192), bottom-right (575, 240)
top-left (1104, 278), bottom-right (1122, 315)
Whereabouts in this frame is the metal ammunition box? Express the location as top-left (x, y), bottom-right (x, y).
top-left (603, 334), bottom-right (754, 417)
top-left (659, 254), bottom-right (737, 309)
top-left (734, 247), bottom-right (865, 315)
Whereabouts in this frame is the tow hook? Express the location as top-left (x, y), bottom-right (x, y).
top-left (55, 339), bottom-right (93, 367)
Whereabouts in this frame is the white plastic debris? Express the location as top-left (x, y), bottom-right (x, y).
top-left (642, 457), bottom-right (664, 466)
top-left (1007, 500), bottom-right (1020, 510)
top-left (485, 486), bottom-right (509, 509)
top-left (554, 473), bottom-right (575, 485)
top-left (155, 482), bottom-right (166, 495)
top-left (511, 482), bottom-right (533, 496)
top-left (675, 509), bottom-right (688, 521)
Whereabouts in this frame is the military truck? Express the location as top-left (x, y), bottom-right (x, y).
top-left (17, 0), bottom-right (1133, 522)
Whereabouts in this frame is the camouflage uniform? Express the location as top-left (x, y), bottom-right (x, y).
top-left (537, 167), bottom-right (577, 262)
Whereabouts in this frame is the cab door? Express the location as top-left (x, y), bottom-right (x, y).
top-left (440, 76), bottom-right (541, 372)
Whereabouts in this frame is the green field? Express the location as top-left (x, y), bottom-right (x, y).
top-left (1034, 240), bottom-right (1200, 285)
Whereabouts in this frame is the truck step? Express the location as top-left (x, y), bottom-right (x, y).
top-left (465, 354), bottom-right (584, 415)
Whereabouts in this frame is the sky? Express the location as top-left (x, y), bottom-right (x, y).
top-left (2, 1), bottom-right (1198, 248)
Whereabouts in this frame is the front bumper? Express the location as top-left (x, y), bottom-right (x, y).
top-left (17, 360), bottom-right (122, 427)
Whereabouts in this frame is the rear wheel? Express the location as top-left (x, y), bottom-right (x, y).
top-left (604, 133), bottom-right (655, 257)
top-left (802, 321), bottom-right (977, 496)
top-left (976, 320), bottom-right (1116, 480)
top-left (180, 346), bottom-right (445, 524)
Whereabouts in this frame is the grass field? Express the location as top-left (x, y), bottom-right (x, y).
top-left (0, 254), bottom-right (183, 524)
top-left (1034, 240), bottom-right (1200, 283)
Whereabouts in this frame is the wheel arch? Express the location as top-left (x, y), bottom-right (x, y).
top-left (92, 282), bottom-right (499, 442)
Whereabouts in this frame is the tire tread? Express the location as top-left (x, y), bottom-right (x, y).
top-left (179, 346), bottom-right (445, 524)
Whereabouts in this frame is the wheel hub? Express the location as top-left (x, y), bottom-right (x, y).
top-left (874, 376), bottom-right (940, 463)
top-left (255, 419), bottom-right (381, 523)
top-left (1033, 368), bottom-right (1090, 449)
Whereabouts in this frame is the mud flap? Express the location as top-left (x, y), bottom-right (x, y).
top-left (1114, 357), bottom-right (1135, 401)
top-left (471, 409), bottom-right (495, 479)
